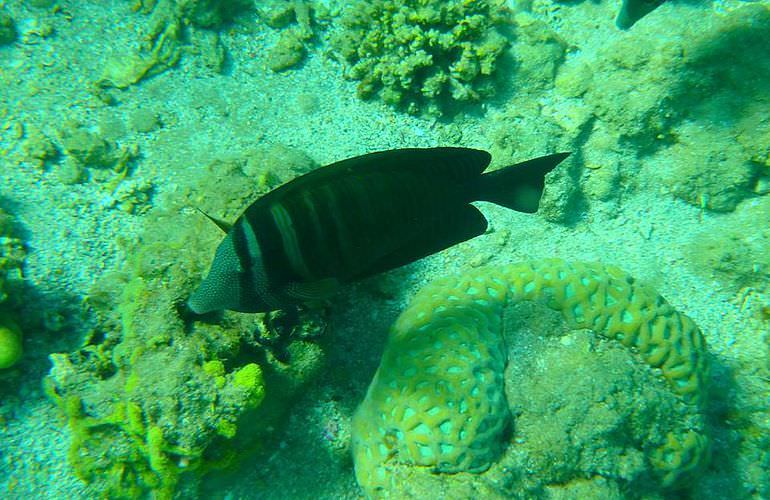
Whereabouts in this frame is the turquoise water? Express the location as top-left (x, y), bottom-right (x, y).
top-left (0, 0), bottom-right (768, 498)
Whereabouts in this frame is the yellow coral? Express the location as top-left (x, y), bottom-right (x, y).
top-left (352, 259), bottom-right (709, 495)
top-left (232, 363), bottom-right (265, 409)
top-left (0, 314), bottom-right (22, 369)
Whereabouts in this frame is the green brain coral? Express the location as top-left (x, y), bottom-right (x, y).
top-left (352, 259), bottom-right (710, 496)
top-left (330, 0), bottom-right (511, 114)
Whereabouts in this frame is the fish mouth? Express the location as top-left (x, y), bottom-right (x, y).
top-left (187, 279), bottom-right (224, 314)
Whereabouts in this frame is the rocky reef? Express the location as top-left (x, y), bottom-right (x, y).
top-left (44, 145), bottom-right (326, 498)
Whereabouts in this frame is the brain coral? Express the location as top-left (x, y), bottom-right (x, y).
top-left (330, 0), bottom-right (511, 114)
top-left (352, 259), bottom-right (710, 496)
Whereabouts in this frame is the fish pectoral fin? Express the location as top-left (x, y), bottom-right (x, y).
top-left (283, 277), bottom-right (341, 300)
top-left (355, 204), bottom-right (489, 280)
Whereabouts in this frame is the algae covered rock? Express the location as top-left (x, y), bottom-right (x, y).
top-left (508, 11), bottom-right (566, 91)
top-left (55, 121), bottom-right (138, 183)
top-left (259, 0), bottom-right (319, 72)
top-left (21, 124), bottom-right (59, 169)
top-left (503, 323), bottom-right (698, 495)
top-left (0, 9), bottom-right (17, 45)
top-left (45, 145), bottom-right (326, 499)
top-left (176, 0), bottom-right (252, 28)
top-left (268, 30), bottom-right (307, 72)
top-left (98, 0), bottom-right (251, 91)
top-left (554, 2), bottom-right (770, 151)
top-left (46, 206), bottom-right (326, 498)
top-left (657, 121), bottom-right (761, 212)
top-left (0, 207), bottom-right (26, 370)
top-left (330, 0), bottom-right (512, 114)
top-left (687, 196), bottom-right (770, 292)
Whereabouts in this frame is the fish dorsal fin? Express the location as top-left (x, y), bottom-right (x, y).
top-left (283, 277), bottom-right (341, 301)
top-left (196, 208), bottom-right (233, 233)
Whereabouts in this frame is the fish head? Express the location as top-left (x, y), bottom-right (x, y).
top-left (188, 231), bottom-right (272, 314)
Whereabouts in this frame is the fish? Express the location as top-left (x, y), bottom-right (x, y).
top-left (616, 0), bottom-right (666, 29)
top-left (188, 147), bottom-right (570, 314)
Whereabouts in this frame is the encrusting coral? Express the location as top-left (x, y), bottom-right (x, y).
top-left (352, 259), bottom-right (710, 496)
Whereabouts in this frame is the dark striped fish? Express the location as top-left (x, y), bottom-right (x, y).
top-left (616, 0), bottom-right (666, 29)
top-left (188, 147), bottom-right (570, 314)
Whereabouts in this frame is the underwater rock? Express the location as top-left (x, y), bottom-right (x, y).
top-left (259, 0), bottom-right (318, 72)
top-left (268, 29), bottom-right (307, 72)
top-left (657, 121), bottom-right (760, 212)
top-left (59, 125), bottom-right (113, 168)
top-left (21, 124), bottom-right (59, 169)
top-left (98, 0), bottom-right (251, 90)
top-left (509, 12), bottom-right (566, 91)
top-left (55, 122), bottom-right (138, 183)
top-left (0, 9), bottom-right (16, 45)
top-left (96, 21), bottom-right (181, 90)
top-left (128, 108), bottom-right (161, 134)
top-left (687, 196), bottom-right (770, 292)
top-left (554, 3), bottom-right (770, 153)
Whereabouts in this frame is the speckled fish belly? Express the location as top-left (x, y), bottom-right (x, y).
top-left (351, 259), bottom-right (710, 496)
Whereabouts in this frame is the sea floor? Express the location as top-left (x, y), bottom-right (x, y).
top-left (0, 0), bottom-right (768, 498)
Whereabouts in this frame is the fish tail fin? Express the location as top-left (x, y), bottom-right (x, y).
top-left (476, 152), bottom-right (570, 213)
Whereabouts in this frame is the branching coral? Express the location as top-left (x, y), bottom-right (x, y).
top-left (330, 0), bottom-right (512, 114)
